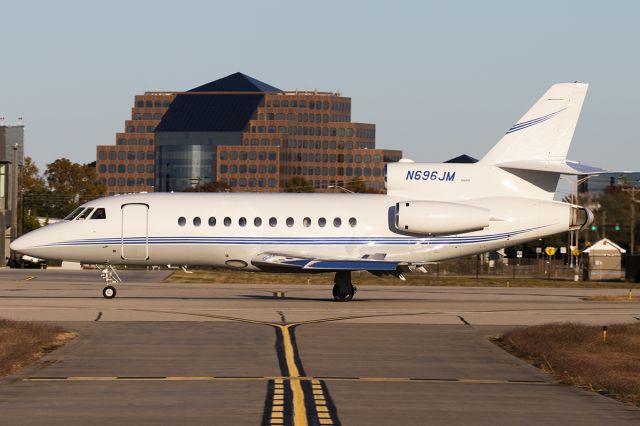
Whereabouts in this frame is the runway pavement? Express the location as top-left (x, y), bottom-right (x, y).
top-left (1, 269), bottom-right (639, 425)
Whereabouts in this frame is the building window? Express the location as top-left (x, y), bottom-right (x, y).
top-left (118, 165), bottom-right (125, 173)
top-left (178, 217), bottom-right (186, 226)
top-left (220, 151), bottom-right (228, 160)
top-left (220, 165), bottom-right (228, 173)
top-left (108, 177), bottom-right (116, 185)
top-left (98, 165), bottom-right (107, 173)
top-left (137, 151), bottom-right (145, 160)
top-left (146, 178), bottom-right (154, 186)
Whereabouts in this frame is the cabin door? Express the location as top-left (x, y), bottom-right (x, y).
top-left (121, 203), bottom-right (149, 260)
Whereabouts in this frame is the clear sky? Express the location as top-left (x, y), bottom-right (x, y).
top-left (1, 0), bottom-right (638, 172)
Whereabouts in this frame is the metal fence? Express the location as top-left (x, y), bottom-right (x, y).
top-left (414, 255), bottom-right (625, 281)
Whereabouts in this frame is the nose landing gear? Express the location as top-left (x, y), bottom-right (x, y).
top-left (332, 271), bottom-right (357, 302)
top-left (99, 265), bottom-right (122, 299)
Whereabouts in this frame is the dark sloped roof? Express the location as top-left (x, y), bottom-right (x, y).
top-left (188, 72), bottom-right (281, 93)
top-left (444, 154), bottom-right (478, 163)
top-left (155, 94), bottom-right (262, 132)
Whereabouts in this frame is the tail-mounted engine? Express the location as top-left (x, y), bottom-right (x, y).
top-left (395, 201), bottom-right (490, 235)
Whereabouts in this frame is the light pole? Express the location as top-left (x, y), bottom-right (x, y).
top-left (10, 143), bottom-right (19, 265)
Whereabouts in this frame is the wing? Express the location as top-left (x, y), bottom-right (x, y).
top-left (251, 252), bottom-right (400, 272)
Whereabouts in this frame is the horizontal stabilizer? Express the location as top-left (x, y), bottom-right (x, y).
top-left (497, 160), bottom-right (607, 175)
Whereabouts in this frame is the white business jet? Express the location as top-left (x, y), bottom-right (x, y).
top-left (11, 82), bottom-right (599, 301)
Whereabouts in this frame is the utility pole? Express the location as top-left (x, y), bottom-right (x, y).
top-left (621, 186), bottom-right (640, 255)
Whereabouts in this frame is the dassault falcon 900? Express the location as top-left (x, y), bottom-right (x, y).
top-left (11, 82), bottom-right (600, 301)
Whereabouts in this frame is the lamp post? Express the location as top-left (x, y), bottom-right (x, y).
top-left (10, 143), bottom-right (19, 265)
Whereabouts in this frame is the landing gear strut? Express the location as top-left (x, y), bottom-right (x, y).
top-left (99, 265), bottom-right (122, 299)
top-left (333, 271), bottom-right (356, 302)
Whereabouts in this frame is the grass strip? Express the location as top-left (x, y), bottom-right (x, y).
top-left (498, 322), bottom-right (640, 406)
top-left (165, 269), bottom-right (633, 289)
top-left (0, 319), bottom-right (76, 378)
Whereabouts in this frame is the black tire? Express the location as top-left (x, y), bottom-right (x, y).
top-left (102, 285), bottom-right (116, 299)
top-left (332, 284), bottom-right (355, 302)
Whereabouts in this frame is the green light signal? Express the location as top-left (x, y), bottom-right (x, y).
top-left (614, 224), bottom-right (621, 231)
top-left (590, 225), bottom-right (597, 231)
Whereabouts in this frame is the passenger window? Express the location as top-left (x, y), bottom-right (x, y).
top-left (286, 217), bottom-right (294, 227)
top-left (239, 217), bottom-right (247, 227)
top-left (269, 217), bottom-right (277, 227)
top-left (349, 217), bottom-right (357, 227)
top-left (178, 217), bottom-right (186, 226)
top-left (78, 208), bottom-right (94, 220)
top-left (318, 217), bottom-right (326, 227)
top-left (254, 217), bottom-right (262, 227)
top-left (208, 217), bottom-right (216, 227)
top-left (333, 218), bottom-right (342, 227)
top-left (64, 207), bottom-right (85, 220)
top-left (224, 217), bottom-right (232, 227)
top-left (303, 217), bottom-right (311, 227)
top-left (193, 217), bottom-right (201, 227)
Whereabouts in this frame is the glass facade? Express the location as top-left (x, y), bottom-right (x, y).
top-left (156, 144), bottom-right (217, 191)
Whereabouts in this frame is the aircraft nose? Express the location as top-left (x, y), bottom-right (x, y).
top-left (10, 234), bottom-right (31, 253)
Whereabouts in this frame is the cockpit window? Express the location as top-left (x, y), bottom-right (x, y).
top-left (64, 207), bottom-right (85, 220)
top-left (78, 208), bottom-right (95, 220)
top-left (90, 208), bottom-right (106, 220)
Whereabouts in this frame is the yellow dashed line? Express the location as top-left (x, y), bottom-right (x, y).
top-left (17, 275), bottom-right (36, 282)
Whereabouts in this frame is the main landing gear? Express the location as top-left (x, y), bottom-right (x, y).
top-left (99, 265), bottom-right (122, 299)
top-left (333, 271), bottom-right (357, 302)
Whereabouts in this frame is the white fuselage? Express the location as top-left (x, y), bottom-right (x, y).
top-left (12, 191), bottom-right (572, 270)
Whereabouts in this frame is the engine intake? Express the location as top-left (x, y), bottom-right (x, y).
top-left (395, 201), bottom-right (490, 235)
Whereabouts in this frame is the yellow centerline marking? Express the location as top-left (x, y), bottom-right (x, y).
top-left (281, 324), bottom-right (308, 426)
top-left (17, 275), bottom-right (36, 282)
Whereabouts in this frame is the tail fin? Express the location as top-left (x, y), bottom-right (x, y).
top-left (481, 82), bottom-right (588, 165)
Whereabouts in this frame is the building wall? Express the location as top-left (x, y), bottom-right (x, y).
top-left (96, 84), bottom-right (403, 194)
top-left (96, 93), bottom-right (174, 195)
top-left (0, 124), bottom-right (24, 266)
top-left (220, 91), bottom-right (401, 192)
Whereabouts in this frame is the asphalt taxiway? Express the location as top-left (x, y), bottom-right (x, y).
top-left (0, 269), bottom-right (639, 425)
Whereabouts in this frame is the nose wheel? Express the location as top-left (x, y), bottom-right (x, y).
top-left (102, 285), bottom-right (116, 299)
top-left (333, 271), bottom-right (357, 302)
top-left (98, 265), bottom-right (122, 299)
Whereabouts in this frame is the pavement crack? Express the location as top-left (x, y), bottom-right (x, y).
top-left (94, 312), bottom-right (102, 322)
top-left (277, 311), bottom-right (287, 324)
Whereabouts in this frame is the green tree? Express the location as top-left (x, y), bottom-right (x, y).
top-left (284, 177), bottom-right (314, 193)
top-left (21, 156), bottom-right (46, 192)
top-left (346, 177), bottom-right (367, 193)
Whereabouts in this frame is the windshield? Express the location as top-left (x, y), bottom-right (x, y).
top-left (78, 208), bottom-right (95, 220)
top-left (63, 207), bottom-right (85, 220)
